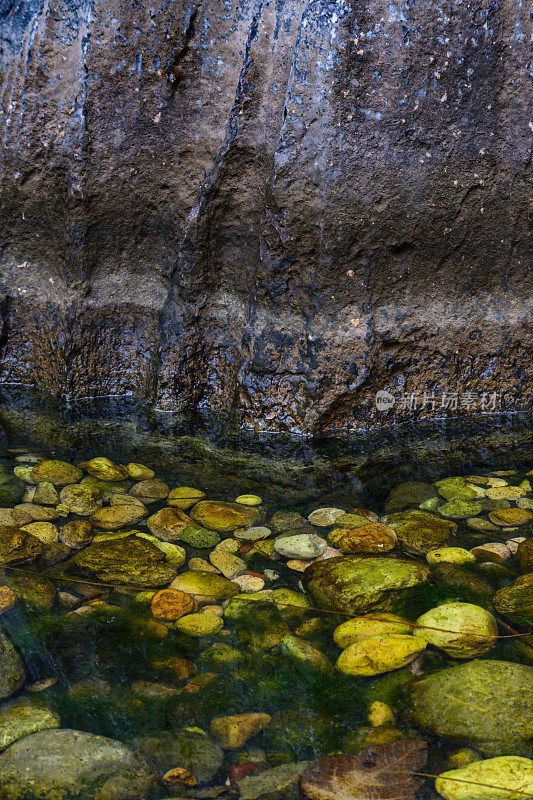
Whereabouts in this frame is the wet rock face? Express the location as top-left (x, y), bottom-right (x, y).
top-left (0, 0), bottom-right (530, 433)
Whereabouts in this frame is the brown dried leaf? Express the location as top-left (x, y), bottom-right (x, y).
top-left (300, 739), bottom-right (427, 800)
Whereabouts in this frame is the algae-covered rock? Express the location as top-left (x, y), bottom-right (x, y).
top-left (517, 539), bottom-right (533, 573)
top-left (269, 588), bottom-right (311, 624)
top-left (385, 482), bottom-right (438, 513)
top-left (133, 729), bottom-right (223, 783)
top-left (489, 507), bottom-right (533, 527)
top-left (80, 457), bottom-right (127, 481)
top-left (236, 494), bottom-right (262, 506)
top-left (333, 613), bottom-right (413, 649)
top-left (146, 507), bottom-right (191, 541)
top-left (409, 659), bottom-right (533, 756)
top-left (170, 570), bottom-right (239, 601)
top-left (438, 500), bottom-right (483, 519)
top-left (435, 477), bottom-right (480, 501)
top-left (435, 756), bottom-right (533, 800)
top-left (385, 510), bottom-right (457, 555)
top-left (167, 486), bottom-right (206, 509)
top-left (14, 503), bottom-right (60, 522)
top-left (179, 524), bottom-right (221, 548)
top-left (0, 728), bottom-right (156, 799)
top-left (19, 521), bottom-right (58, 544)
top-left (80, 475), bottom-right (131, 498)
top-left (280, 635), bottom-right (333, 673)
top-left (211, 713), bottom-right (271, 749)
top-left (0, 700), bottom-right (60, 751)
top-left (59, 484), bottom-right (102, 515)
top-left (173, 611), bottom-right (223, 636)
top-left (414, 602), bottom-right (497, 658)
top-left (327, 522), bottom-right (397, 554)
top-left (190, 500), bottom-right (260, 532)
top-left (336, 634), bottom-right (426, 676)
top-left (0, 526), bottom-right (42, 564)
top-left (430, 562), bottom-right (493, 605)
top-left (150, 588), bottom-right (197, 620)
top-left (0, 476), bottom-right (26, 505)
top-left (4, 572), bottom-right (55, 612)
top-left (0, 631), bottom-right (25, 699)
top-left (71, 535), bottom-right (178, 587)
top-left (89, 504), bottom-right (148, 529)
top-left (493, 580), bottom-right (533, 626)
top-left (303, 556), bottom-right (430, 614)
top-left (30, 460), bottom-right (83, 486)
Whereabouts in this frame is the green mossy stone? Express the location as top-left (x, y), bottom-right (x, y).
top-left (385, 482), bottom-right (438, 513)
top-left (280, 634), bottom-right (333, 673)
top-left (198, 643), bottom-right (246, 667)
top-left (269, 588), bottom-right (311, 624)
top-left (179, 524), bottom-right (221, 548)
top-left (0, 729), bottom-right (156, 800)
top-left (385, 510), bottom-right (457, 555)
top-left (145, 507), bottom-right (191, 541)
top-left (493, 581), bottom-right (533, 625)
top-left (414, 602), bottom-right (498, 659)
top-left (4, 573), bottom-right (55, 612)
top-left (80, 475), bottom-right (131, 499)
top-left (435, 756), bottom-right (533, 800)
top-left (0, 526), bottom-right (42, 564)
top-left (89, 504), bottom-right (148, 530)
top-left (430, 562), bottom-right (494, 606)
top-left (170, 570), bottom-right (239, 601)
top-left (59, 519), bottom-right (94, 548)
top-left (302, 556), bottom-right (430, 615)
top-left (435, 477), bottom-right (479, 501)
top-left (426, 547), bottom-right (475, 565)
top-left (70, 535), bottom-right (178, 587)
top-left (237, 762), bottom-right (309, 800)
top-left (0, 476), bottom-right (26, 505)
top-left (59, 484), bottom-right (102, 516)
top-left (336, 634), bottom-right (426, 676)
top-left (30, 460), bottom-right (83, 487)
top-left (409, 659), bottom-right (533, 756)
top-left (333, 613), bottom-right (413, 649)
top-left (0, 631), bottom-right (25, 700)
top-left (0, 701), bottom-right (60, 751)
top-left (173, 612), bottom-right (223, 636)
top-left (438, 500), bottom-right (483, 519)
top-left (133, 729), bottom-right (223, 783)
top-left (190, 500), bottom-right (260, 533)
top-left (517, 539), bottom-right (533, 573)
top-left (32, 482), bottom-right (59, 505)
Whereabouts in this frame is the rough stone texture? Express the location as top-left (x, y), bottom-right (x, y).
top-left (0, 0), bottom-right (530, 434)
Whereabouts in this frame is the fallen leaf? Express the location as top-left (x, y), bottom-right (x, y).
top-left (300, 739), bottom-right (427, 800)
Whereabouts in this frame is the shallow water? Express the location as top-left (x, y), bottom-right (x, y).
top-left (0, 412), bottom-right (531, 799)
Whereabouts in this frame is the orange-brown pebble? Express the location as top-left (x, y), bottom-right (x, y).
top-left (150, 589), bottom-right (198, 621)
top-left (162, 767), bottom-right (198, 787)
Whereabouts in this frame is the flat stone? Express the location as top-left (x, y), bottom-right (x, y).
top-left (59, 519), bottom-right (94, 548)
top-left (0, 527), bottom-right (42, 564)
top-left (129, 478), bottom-right (170, 500)
top-left (486, 486), bottom-right (526, 500)
top-left (174, 612), bottom-right (223, 636)
top-left (386, 510), bottom-right (456, 554)
top-left (32, 482), bottom-right (60, 505)
top-left (133, 729), bottom-right (223, 783)
top-left (385, 482), bottom-right (438, 513)
top-left (170, 570), bottom-right (239, 600)
top-left (209, 550), bottom-right (247, 578)
top-left (125, 462), bottom-right (155, 480)
top-left (190, 500), bottom-right (260, 533)
top-left (167, 486), bottom-right (206, 509)
top-left (177, 524), bottom-right (221, 548)
top-left (30, 460), bottom-right (83, 486)
top-left (80, 457), bottom-right (127, 481)
top-left (14, 503), bottom-right (60, 521)
top-left (438, 500), bottom-right (483, 519)
top-left (307, 508), bottom-right (345, 527)
top-left (238, 762), bottom-right (309, 800)
top-left (488, 507), bottom-right (532, 526)
top-left (426, 547), bottom-right (475, 565)
top-left (71, 535), bottom-right (178, 587)
top-left (327, 522), bottom-right (397, 554)
top-left (150, 589), bottom-right (197, 620)
top-left (336, 634), bottom-right (426, 676)
top-left (19, 522), bottom-right (58, 544)
top-left (234, 526), bottom-right (271, 541)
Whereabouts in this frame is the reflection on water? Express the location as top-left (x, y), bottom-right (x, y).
top-left (0, 405), bottom-right (531, 799)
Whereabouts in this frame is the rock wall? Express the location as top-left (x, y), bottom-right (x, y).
top-left (0, 0), bottom-right (530, 434)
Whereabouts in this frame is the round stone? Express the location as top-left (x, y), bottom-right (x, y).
top-left (274, 533), bottom-right (327, 560)
top-left (167, 486), bottom-right (206, 509)
top-left (89, 504), bottom-right (148, 530)
top-left (210, 713), bottom-right (271, 749)
top-left (150, 589), bottom-right (197, 621)
top-left (30, 460), bottom-right (83, 487)
top-left (80, 457), bottom-right (127, 481)
top-left (59, 484), bottom-right (102, 516)
top-left (307, 508), bottom-right (345, 527)
top-left (435, 477), bottom-right (480, 501)
top-left (333, 613), bottom-right (413, 648)
top-left (14, 504), bottom-right (60, 522)
top-left (235, 494), bottom-right (262, 506)
top-left (174, 612), bottom-right (223, 636)
top-left (488, 508), bottom-right (532, 526)
top-left (470, 542), bottom-right (512, 562)
top-left (386, 510), bottom-right (457, 554)
top-left (170, 571), bottom-right (239, 601)
top-left (231, 574), bottom-right (265, 592)
top-left (466, 516), bottom-right (499, 533)
top-left (32, 482), bottom-right (60, 505)
top-left (59, 520), bottom-right (93, 548)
